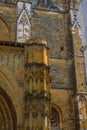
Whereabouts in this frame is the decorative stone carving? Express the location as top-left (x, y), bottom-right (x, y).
top-left (24, 39), bottom-right (51, 130)
top-left (76, 94), bottom-right (87, 129)
top-left (17, 2), bottom-right (31, 43)
top-left (70, 0), bottom-right (82, 36)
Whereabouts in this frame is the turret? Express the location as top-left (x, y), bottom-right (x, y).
top-left (24, 38), bottom-right (51, 130)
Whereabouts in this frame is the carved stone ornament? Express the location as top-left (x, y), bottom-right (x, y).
top-left (17, 2), bottom-right (31, 43)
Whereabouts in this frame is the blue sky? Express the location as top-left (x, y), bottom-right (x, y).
top-left (79, 0), bottom-right (87, 39)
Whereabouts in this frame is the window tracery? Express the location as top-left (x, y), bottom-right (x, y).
top-left (50, 107), bottom-right (60, 130)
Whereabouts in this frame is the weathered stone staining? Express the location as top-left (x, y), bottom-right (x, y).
top-left (0, 0), bottom-right (87, 130)
top-left (17, 2), bottom-right (31, 43)
top-left (70, 1), bottom-right (87, 129)
top-left (24, 38), bottom-right (50, 130)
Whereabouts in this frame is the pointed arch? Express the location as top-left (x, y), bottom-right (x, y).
top-left (0, 16), bottom-right (10, 41)
top-left (17, 7), bottom-right (31, 42)
top-left (50, 103), bottom-right (63, 130)
top-left (18, 9), bottom-right (31, 26)
top-left (0, 87), bottom-right (17, 130)
top-left (0, 64), bottom-right (23, 129)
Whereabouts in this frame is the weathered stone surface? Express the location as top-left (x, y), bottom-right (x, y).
top-left (50, 58), bottom-right (74, 89)
top-left (0, 1), bottom-right (86, 130)
top-left (31, 10), bottom-right (71, 59)
top-left (0, 3), bottom-right (16, 41)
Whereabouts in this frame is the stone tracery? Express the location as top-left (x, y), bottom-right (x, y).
top-left (0, 87), bottom-right (17, 130)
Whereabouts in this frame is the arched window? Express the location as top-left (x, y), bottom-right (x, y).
top-left (50, 107), bottom-right (61, 130)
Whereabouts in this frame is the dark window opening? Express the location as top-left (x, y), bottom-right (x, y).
top-left (60, 47), bottom-right (64, 51)
top-left (50, 107), bottom-right (60, 130)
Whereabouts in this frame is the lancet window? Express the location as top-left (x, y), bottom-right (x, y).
top-left (50, 107), bottom-right (61, 130)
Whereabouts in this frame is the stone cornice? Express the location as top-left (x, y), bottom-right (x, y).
top-left (0, 40), bottom-right (24, 48)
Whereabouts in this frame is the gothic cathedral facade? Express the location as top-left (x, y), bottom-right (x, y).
top-left (0, 0), bottom-right (87, 130)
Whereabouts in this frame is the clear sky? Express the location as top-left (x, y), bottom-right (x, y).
top-left (80, 0), bottom-right (87, 39)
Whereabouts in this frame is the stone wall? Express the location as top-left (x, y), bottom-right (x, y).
top-left (0, 3), bottom-right (16, 41)
top-left (31, 10), bottom-right (71, 58)
top-left (0, 43), bottom-right (24, 129)
top-left (51, 89), bottom-right (75, 130)
top-left (30, 9), bottom-right (74, 89)
top-left (50, 58), bottom-right (74, 89)
top-left (0, 2), bottom-right (76, 130)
